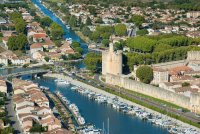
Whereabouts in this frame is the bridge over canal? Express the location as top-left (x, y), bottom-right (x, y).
top-left (1, 69), bottom-right (49, 79)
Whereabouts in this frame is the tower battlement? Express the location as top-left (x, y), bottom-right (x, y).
top-left (102, 43), bottom-right (122, 76)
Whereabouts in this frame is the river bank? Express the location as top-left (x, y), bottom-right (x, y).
top-left (43, 73), bottom-right (200, 132)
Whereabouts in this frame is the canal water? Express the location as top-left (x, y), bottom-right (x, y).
top-left (32, 0), bottom-right (87, 68)
top-left (20, 74), bottom-right (168, 134)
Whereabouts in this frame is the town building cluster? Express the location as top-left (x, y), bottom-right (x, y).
top-left (12, 78), bottom-right (68, 133)
top-left (46, 1), bottom-right (200, 38)
top-left (0, 6), bottom-right (76, 67)
top-left (28, 21), bottom-right (75, 62)
top-left (151, 51), bottom-right (200, 98)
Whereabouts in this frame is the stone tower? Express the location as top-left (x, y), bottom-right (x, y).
top-left (102, 43), bottom-right (123, 76)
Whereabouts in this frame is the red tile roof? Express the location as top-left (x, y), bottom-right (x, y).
top-left (30, 43), bottom-right (43, 49)
top-left (33, 33), bottom-right (46, 39)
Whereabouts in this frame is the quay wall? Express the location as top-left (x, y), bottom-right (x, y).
top-left (106, 73), bottom-right (200, 113)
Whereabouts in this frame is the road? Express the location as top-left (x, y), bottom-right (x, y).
top-left (5, 94), bottom-right (22, 134)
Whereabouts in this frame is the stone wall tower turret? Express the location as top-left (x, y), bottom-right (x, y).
top-left (102, 43), bottom-right (122, 76)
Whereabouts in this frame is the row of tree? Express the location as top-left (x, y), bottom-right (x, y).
top-left (126, 46), bottom-right (200, 71)
top-left (126, 35), bottom-right (195, 53)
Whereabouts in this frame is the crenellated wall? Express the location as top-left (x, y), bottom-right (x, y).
top-left (187, 51), bottom-right (200, 61)
top-left (106, 73), bottom-right (200, 113)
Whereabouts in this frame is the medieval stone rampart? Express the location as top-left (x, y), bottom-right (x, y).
top-left (106, 73), bottom-right (200, 113)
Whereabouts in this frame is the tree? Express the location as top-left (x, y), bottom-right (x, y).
top-left (88, 6), bottom-right (97, 15)
top-left (136, 65), bottom-right (153, 84)
top-left (9, 12), bottom-right (26, 34)
top-left (126, 36), bottom-right (156, 53)
top-left (114, 24), bottom-right (127, 36)
top-left (102, 39), bottom-right (109, 47)
top-left (71, 41), bottom-right (80, 48)
top-left (114, 42), bottom-right (123, 50)
top-left (154, 44), bottom-right (172, 52)
top-left (82, 26), bottom-right (91, 37)
top-left (44, 57), bottom-right (50, 62)
top-left (131, 15), bottom-right (145, 27)
top-left (136, 29), bottom-right (149, 36)
top-left (83, 52), bottom-right (102, 73)
top-left (15, 18), bottom-right (26, 33)
top-left (182, 82), bottom-right (190, 87)
top-left (74, 47), bottom-right (83, 54)
top-left (50, 22), bottom-right (64, 40)
top-left (7, 34), bottom-right (28, 51)
top-left (40, 17), bottom-right (53, 27)
top-left (29, 123), bottom-right (46, 133)
top-left (9, 12), bottom-right (22, 21)
top-left (89, 31), bottom-right (100, 42)
top-left (68, 15), bottom-right (77, 27)
top-left (86, 17), bottom-right (92, 25)
top-left (95, 18), bottom-right (103, 24)
top-left (0, 127), bottom-right (14, 134)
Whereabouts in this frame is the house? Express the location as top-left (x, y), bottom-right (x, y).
top-left (47, 52), bottom-right (61, 61)
top-left (13, 88), bottom-right (25, 95)
top-left (59, 42), bottom-right (75, 55)
top-left (43, 39), bottom-right (55, 50)
top-left (40, 115), bottom-right (61, 131)
top-left (187, 11), bottom-right (200, 18)
top-left (11, 56), bottom-right (30, 65)
top-left (0, 56), bottom-right (8, 66)
top-left (21, 117), bottom-right (35, 133)
top-left (32, 51), bottom-right (46, 61)
top-left (0, 17), bottom-right (6, 24)
top-left (169, 66), bottom-right (193, 76)
top-left (36, 106), bottom-right (51, 115)
top-left (0, 80), bottom-right (7, 94)
top-left (0, 50), bottom-right (17, 59)
top-left (12, 78), bottom-right (62, 133)
top-left (0, 119), bottom-right (4, 129)
top-left (44, 128), bottom-right (72, 134)
top-left (33, 33), bottom-right (47, 42)
top-left (2, 36), bottom-right (9, 48)
top-left (30, 43), bottom-right (43, 55)
top-left (14, 98), bottom-right (34, 109)
top-left (16, 105), bottom-right (35, 114)
top-left (151, 67), bottom-right (169, 85)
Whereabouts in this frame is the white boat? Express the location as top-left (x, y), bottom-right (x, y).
top-left (55, 79), bottom-right (70, 85)
top-left (66, 38), bottom-right (72, 43)
top-left (39, 86), bottom-right (49, 90)
top-left (69, 104), bottom-right (79, 112)
top-left (78, 117), bottom-right (85, 125)
top-left (66, 25), bottom-right (70, 29)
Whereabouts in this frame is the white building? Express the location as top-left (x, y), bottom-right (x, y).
top-left (30, 43), bottom-right (43, 55)
top-left (0, 80), bottom-right (7, 94)
top-left (0, 56), bottom-right (8, 66)
top-left (0, 17), bottom-right (6, 24)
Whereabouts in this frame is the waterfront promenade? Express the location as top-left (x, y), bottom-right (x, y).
top-left (43, 73), bottom-right (200, 131)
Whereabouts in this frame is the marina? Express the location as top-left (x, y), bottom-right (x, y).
top-left (67, 84), bottom-right (200, 134)
top-left (28, 76), bottom-right (169, 134)
top-left (55, 90), bottom-right (102, 134)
